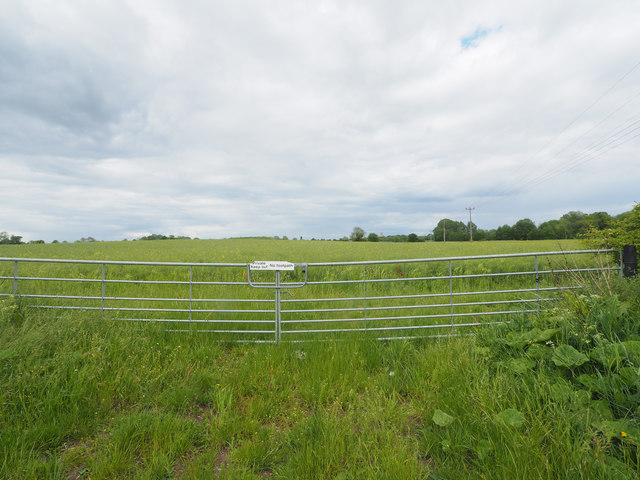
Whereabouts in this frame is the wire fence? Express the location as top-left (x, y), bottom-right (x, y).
top-left (0, 249), bottom-right (620, 343)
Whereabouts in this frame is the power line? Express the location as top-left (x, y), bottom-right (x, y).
top-left (476, 58), bottom-right (640, 208)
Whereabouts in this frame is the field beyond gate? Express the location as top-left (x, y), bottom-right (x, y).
top-left (0, 240), bottom-right (619, 342)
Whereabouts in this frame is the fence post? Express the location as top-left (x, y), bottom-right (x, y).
top-left (623, 245), bottom-right (638, 277)
top-left (13, 260), bottom-right (18, 295)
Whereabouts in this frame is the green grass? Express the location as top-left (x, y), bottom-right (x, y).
top-left (0, 237), bottom-right (584, 262)
top-left (0, 239), bottom-right (604, 342)
top-left (1, 239), bottom-right (637, 478)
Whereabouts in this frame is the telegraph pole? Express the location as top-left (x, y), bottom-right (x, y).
top-left (466, 207), bottom-right (475, 241)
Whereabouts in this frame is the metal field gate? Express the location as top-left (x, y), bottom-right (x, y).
top-left (0, 249), bottom-right (620, 343)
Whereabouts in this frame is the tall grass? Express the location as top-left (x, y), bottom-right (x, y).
top-left (1, 239), bottom-right (636, 478)
top-left (0, 239), bottom-right (602, 343)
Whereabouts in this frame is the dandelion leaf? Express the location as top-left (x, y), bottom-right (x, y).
top-left (476, 439), bottom-right (493, 461)
top-left (549, 381), bottom-right (573, 402)
top-left (432, 409), bottom-right (455, 427)
top-left (496, 408), bottom-right (525, 428)
top-left (507, 357), bottom-right (535, 374)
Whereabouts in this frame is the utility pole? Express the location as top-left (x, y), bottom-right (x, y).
top-left (466, 207), bottom-right (475, 241)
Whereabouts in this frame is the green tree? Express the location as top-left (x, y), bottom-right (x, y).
top-left (512, 219), bottom-right (537, 240)
top-left (407, 233), bottom-right (420, 242)
top-left (585, 204), bottom-right (640, 249)
top-left (367, 233), bottom-right (380, 242)
top-left (350, 227), bottom-right (366, 242)
top-left (560, 211), bottom-right (588, 238)
top-left (0, 232), bottom-right (24, 244)
top-left (537, 220), bottom-right (567, 239)
top-left (495, 225), bottom-right (514, 240)
top-left (433, 219), bottom-right (468, 242)
top-left (585, 211), bottom-right (613, 230)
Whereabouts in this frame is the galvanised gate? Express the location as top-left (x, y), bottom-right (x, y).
top-left (0, 249), bottom-right (620, 343)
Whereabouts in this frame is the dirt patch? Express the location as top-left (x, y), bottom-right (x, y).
top-left (215, 445), bottom-right (230, 476)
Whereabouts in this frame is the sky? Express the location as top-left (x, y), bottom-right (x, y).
top-left (1, 0), bottom-right (639, 242)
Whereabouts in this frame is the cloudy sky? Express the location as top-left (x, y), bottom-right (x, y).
top-left (1, 0), bottom-right (639, 242)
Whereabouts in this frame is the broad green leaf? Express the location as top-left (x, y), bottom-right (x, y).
top-left (507, 357), bottom-right (535, 374)
top-left (506, 328), bottom-right (541, 349)
top-left (432, 409), bottom-right (455, 427)
top-left (549, 381), bottom-right (573, 402)
top-left (534, 328), bottom-right (561, 343)
top-left (552, 344), bottom-right (589, 368)
top-left (622, 340), bottom-right (640, 363)
top-left (596, 455), bottom-right (635, 480)
top-left (576, 374), bottom-right (605, 394)
top-left (589, 399), bottom-right (614, 422)
top-left (476, 439), bottom-right (493, 460)
top-left (591, 343), bottom-right (627, 370)
top-left (526, 343), bottom-right (552, 360)
top-left (496, 408), bottom-right (525, 428)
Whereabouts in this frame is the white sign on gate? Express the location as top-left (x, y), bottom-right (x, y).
top-left (249, 261), bottom-right (295, 271)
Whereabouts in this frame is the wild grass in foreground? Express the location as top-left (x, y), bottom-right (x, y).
top-left (1, 276), bottom-right (639, 479)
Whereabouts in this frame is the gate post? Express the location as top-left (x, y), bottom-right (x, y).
top-left (623, 245), bottom-right (638, 277)
top-left (247, 261), bottom-right (308, 344)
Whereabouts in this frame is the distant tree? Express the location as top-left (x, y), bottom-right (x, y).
top-left (433, 219), bottom-right (467, 241)
top-left (537, 220), bottom-right (566, 239)
top-left (29, 240), bottom-right (45, 244)
top-left (380, 234), bottom-right (408, 242)
top-left (139, 234), bottom-right (191, 240)
top-left (407, 233), bottom-right (420, 242)
top-left (495, 225), bottom-right (514, 240)
top-left (0, 232), bottom-right (24, 244)
top-left (367, 233), bottom-right (380, 242)
top-left (512, 219), bottom-right (537, 240)
top-left (585, 211), bottom-right (613, 230)
top-left (560, 211), bottom-right (588, 238)
top-left (350, 227), bottom-right (366, 242)
top-left (474, 229), bottom-right (489, 241)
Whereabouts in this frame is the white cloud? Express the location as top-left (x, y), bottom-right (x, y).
top-left (1, 0), bottom-right (639, 241)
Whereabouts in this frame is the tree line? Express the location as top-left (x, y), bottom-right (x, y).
top-left (349, 209), bottom-right (628, 242)
top-left (1, 208), bottom-right (634, 245)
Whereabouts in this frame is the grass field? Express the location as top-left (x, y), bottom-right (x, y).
top-left (1, 238), bottom-right (611, 344)
top-left (1, 239), bottom-right (638, 478)
top-left (0, 237), bottom-right (585, 263)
